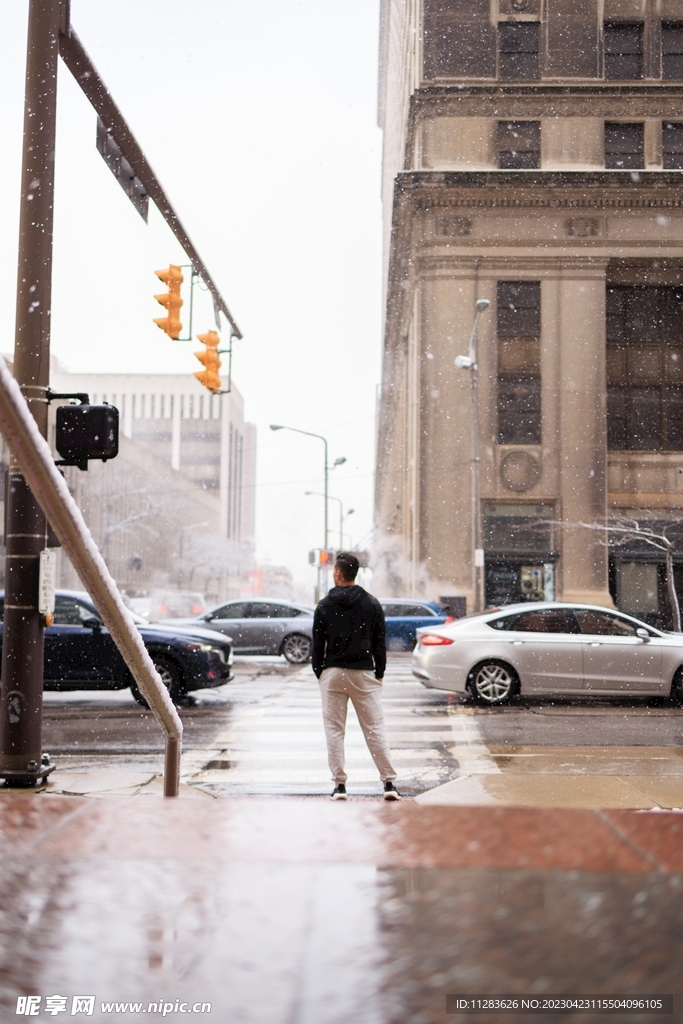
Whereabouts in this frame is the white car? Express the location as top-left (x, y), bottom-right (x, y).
top-left (412, 602), bottom-right (683, 704)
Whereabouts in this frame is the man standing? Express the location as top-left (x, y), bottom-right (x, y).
top-left (312, 551), bottom-right (401, 801)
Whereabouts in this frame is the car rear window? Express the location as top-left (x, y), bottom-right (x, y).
top-left (251, 604), bottom-right (300, 618)
top-left (489, 609), bottom-right (581, 633)
top-left (574, 610), bottom-right (639, 636)
top-left (382, 604), bottom-right (436, 617)
top-left (211, 603), bottom-right (251, 619)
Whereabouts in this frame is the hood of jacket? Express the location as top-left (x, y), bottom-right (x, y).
top-left (325, 585), bottom-right (366, 608)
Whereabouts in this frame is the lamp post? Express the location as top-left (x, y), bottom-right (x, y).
top-left (454, 297), bottom-right (491, 614)
top-left (270, 425), bottom-right (345, 595)
top-left (305, 492), bottom-right (354, 549)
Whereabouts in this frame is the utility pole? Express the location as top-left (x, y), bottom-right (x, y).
top-left (0, 0), bottom-right (61, 786)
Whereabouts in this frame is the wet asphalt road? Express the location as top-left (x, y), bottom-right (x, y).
top-left (39, 654), bottom-right (683, 795)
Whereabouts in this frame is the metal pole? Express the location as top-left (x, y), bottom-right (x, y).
top-left (468, 308), bottom-right (485, 615)
top-left (0, 358), bottom-right (183, 795)
top-left (0, 0), bottom-right (61, 786)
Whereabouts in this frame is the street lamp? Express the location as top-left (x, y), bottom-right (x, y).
top-left (305, 492), bottom-right (354, 549)
top-left (454, 297), bottom-right (491, 614)
top-left (270, 425), bottom-right (346, 598)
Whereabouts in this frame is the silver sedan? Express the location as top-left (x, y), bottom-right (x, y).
top-left (169, 599), bottom-right (314, 663)
top-left (412, 602), bottom-right (683, 704)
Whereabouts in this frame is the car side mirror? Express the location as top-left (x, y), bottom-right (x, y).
top-left (636, 628), bottom-right (650, 642)
top-left (82, 616), bottom-right (102, 631)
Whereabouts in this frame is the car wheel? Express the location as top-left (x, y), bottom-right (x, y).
top-left (130, 655), bottom-right (184, 707)
top-left (469, 660), bottom-right (518, 705)
top-left (671, 666), bottom-right (683, 706)
top-left (282, 634), bottom-right (312, 664)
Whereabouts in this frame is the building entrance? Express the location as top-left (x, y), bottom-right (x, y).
top-left (485, 561), bottom-right (555, 607)
top-left (482, 503), bottom-right (556, 607)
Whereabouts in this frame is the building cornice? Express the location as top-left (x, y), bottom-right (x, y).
top-left (384, 170), bottom-right (683, 348)
top-left (411, 83), bottom-right (683, 120)
top-left (397, 170), bottom-right (683, 209)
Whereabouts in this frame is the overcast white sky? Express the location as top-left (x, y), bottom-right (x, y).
top-left (0, 1), bottom-right (383, 597)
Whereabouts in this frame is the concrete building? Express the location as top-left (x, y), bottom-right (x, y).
top-left (0, 368), bottom-right (256, 603)
top-left (376, 0), bottom-right (683, 625)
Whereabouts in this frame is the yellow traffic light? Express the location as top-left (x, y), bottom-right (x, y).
top-left (153, 265), bottom-right (183, 339)
top-left (194, 330), bottom-right (222, 391)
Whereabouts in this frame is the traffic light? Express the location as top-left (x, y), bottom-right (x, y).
top-left (153, 265), bottom-right (183, 339)
top-left (194, 330), bottom-right (222, 391)
top-left (319, 549), bottom-right (336, 566)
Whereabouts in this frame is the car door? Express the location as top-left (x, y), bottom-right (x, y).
top-left (574, 609), bottom-right (663, 694)
top-left (489, 608), bottom-right (585, 693)
top-left (202, 602), bottom-right (252, 651)
top-left (380, 604), bottom-right (433, 649)
top-left (44, 596), bottom-right (120, 686)
top-left (237, 603), bottom-right (293, 654)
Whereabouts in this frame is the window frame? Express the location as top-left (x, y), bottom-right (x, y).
top-left (496, 281), bottom-right (542, 446)
top-left (498, 21), bottom-right (540, 81)
top-left (603, 21), bottom-right (644, 81)
top-left (604, 121), bottom-right (645, 169)
top-left (496, 120), bottom-right (541, 170)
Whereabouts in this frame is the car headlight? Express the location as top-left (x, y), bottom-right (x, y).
top-left (183, 642), bottom-right (214, 652)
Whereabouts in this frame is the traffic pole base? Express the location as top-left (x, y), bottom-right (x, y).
top-left (0, 760), bottom-right (55, 788)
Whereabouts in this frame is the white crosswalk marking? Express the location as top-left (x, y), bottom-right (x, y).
top-left (448, 710), bottom-right (501, 775)
top-left (185, 659), bottom-right (460, 797)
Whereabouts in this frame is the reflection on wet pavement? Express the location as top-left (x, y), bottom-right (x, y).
top-left (1, 796), bottom-right (682, 1023)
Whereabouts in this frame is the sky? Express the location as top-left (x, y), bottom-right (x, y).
top-left (0, 1), bottom-right (384, 598)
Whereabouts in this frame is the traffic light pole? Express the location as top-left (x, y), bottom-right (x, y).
top-left (0, 0), bottom-right (61, 786)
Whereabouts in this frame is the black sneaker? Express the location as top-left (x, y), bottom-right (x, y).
top-left (383, 781), bottom-right (401, 801)
top-left (331, 784), bottom-right (348, 801)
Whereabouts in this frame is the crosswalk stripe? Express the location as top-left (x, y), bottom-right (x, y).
top-left (183, 662), bottom-right (458, 796)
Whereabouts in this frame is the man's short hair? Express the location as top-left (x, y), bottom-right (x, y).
top-left (335, 551), bottom-right (359, 582)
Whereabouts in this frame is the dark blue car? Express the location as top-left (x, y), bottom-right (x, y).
top-left (380, 599), bottom-right (447, 651)
top-left (0, 590), bottom-right (233, 704)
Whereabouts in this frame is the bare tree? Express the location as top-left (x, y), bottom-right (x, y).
top-left (548, 516), bottom-right (682, 632)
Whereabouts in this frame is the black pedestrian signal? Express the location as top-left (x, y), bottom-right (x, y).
top-left (55, 404), bottom-right (119, 471)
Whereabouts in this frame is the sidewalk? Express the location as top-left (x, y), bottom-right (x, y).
top-left (2, 790), bottom-right (682, 1023)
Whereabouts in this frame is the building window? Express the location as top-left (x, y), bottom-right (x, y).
top-left (497, 121), bottom-right (540, 169)
top-left (497, 281), bottom-right (541, 446)
top-left (498, 21), bottom-right (540, 80)
top-left (662, 21), bottom-right (683, 79)
top-left (607, 285), bottom-right (683, 451)
top-left (604, 21), bottom-right (643, 79)
top-left (663, 122), bottom-right (683, 168)
top-left (604, 122), bottom-right (644, 169)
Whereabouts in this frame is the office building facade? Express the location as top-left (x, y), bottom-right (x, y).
top-left (376, 0), bottom-right (683, 624)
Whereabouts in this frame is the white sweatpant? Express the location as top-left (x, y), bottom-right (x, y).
top-left (318, 666), bottom-right (397, 785)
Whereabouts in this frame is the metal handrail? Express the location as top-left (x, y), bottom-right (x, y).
top-left (0, 358), bottom-right (183, 796)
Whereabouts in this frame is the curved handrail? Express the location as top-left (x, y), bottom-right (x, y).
top-left (0, 358), bottom-right (183, 796)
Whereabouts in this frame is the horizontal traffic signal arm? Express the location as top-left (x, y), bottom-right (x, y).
top-left (57, 18), bottom-right (242, 340)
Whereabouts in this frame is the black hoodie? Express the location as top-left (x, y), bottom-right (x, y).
top-left (312, 585), bottom-right (386, 679)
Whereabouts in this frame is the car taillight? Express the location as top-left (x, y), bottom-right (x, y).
top-left (420, 634), bottom-right (454, 646)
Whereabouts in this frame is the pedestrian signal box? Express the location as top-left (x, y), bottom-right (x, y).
top-left (55, 403), bottom-right (119, 471)
top-left (319, 550), bottom-right (336, 566)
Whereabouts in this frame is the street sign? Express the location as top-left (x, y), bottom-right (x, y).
top-left (38, 549), bottom-right (56, 617)
top-left (96, 118), bottom-right (149, 221)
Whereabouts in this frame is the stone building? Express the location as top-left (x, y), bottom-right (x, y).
top-left (376, 0), bottom-right (683, 625)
